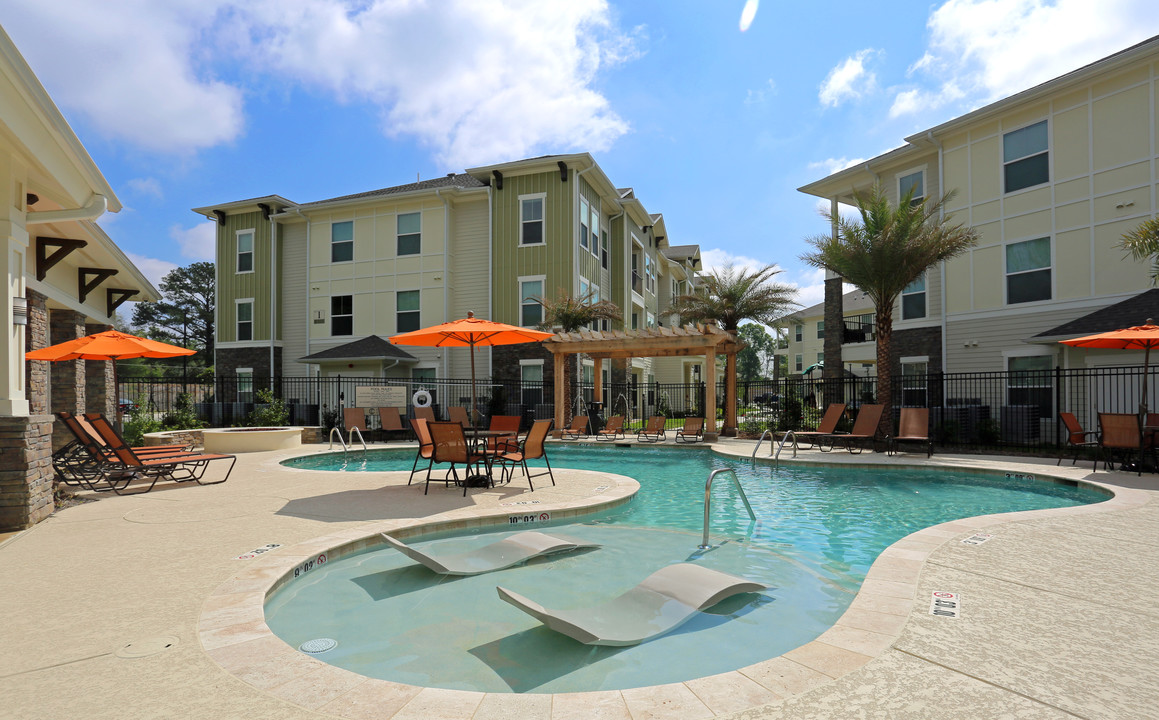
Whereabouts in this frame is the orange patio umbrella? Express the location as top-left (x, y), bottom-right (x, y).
top-left (1060, 318), bottom-right (1159, 418)
top-left (389, 312), bottom-right (553, 422)
top-left (26, 329), bottom-right (196, 425)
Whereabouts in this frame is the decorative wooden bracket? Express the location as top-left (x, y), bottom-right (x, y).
top-left (36, 237), bottom-right (88, 281)
top-left (106, 288), bottom-right (139, 315)
top-left (492, 170), bottom-right (503, 190)
top-left (78, 267), bottom-right (118, 303)
top-left (258, 202), bottom-right (271, 220)
top-left (213, 209), bottom-right (226, 225)
top-left (558, 161), bottom-right (568, 182)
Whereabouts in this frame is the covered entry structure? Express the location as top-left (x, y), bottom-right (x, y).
top-left (542, 324), bottom-right (742, 441)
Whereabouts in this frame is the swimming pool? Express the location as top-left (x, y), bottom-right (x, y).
top-left (268, 446), bottom-right (1107, 693)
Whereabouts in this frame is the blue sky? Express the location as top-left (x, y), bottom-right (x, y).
top-left (6, 0), bottom-right (1159, 310)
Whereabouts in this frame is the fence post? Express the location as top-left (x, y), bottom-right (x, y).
top-left (1054, 365), bottom-right (1062, 449)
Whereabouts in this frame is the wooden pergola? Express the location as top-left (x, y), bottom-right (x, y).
top-left (542, 323), bottom-right (743, 441)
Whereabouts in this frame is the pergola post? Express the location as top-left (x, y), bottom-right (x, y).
top-left (704, 348), bottom-right (717, 440)
top-left (724, 350), bottom-right (738, 436)
top-left (593, 356), bottom-right (603, 407)
top-left (553, 350), bottom-right (566, 438)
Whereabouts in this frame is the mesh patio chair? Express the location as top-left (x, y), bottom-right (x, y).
top-left (83, 414), bottom-right (234, 495)
top-left (378, 407), bottom-right (407, 441)
top-left (408, 418), bottom-right (435, 485)
top-left (788, 403), bottom-right (845, 450)
top-left (486, 415), bottom-right (522, 452)
top-left (818, 404), bottom-right (884, 454)
top-left (1058, 412), bottom-right (1098, 466)
top-left (427, 421), bottom-right (493, 496)
top-left (1097, 412), bottom-right (1150, 475)
top-left (495, 419), bottom-right (556, 490)
top-left (637, 416), bottom-right (667, 443)
top-left (888, 408), bottom-right (932, 457)
top-left (343, 408), bottom-right (369, 444)
top-left (414, 406), bottom-right (436, 423)
top-left (596, 415), bottom-right (625, 441)
top-left (448, 406), bottom-right (472, 428)
top-left (561, 415), bottom-right (589, 440)
top-left (674, 417), bottom-right (704, 444)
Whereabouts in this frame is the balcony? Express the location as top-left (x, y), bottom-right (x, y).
top-left (842, 320), bottom-right (875, 344)
top-left (632, 271), bottom-right (643, 295)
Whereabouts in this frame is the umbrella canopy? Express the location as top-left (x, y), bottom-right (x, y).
top-left (27, 330), bottom-right (196, 424)
top-left (1060, 318), bottom-right (1159, 418)
top-left (389, 312), bottom-right (553, 422)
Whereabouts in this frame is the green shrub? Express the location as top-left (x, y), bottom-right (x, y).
top-left (161, 392), bottom-right (206, 431)
top-left (122, 405), bottom-right (161, 446)
top-left (247, 388), bottom-right (289, 427)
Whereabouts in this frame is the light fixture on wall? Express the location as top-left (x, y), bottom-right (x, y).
top-left (12, 297), bottom-right (27, 326)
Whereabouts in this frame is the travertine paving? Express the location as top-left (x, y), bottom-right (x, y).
top-left (2, 439), bottom-right (1156, 719)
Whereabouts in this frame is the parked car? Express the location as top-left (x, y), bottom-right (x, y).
top-left (753, 393), bottom-right (780, 406)
top-left (118, 398), bottom-right (139, 413)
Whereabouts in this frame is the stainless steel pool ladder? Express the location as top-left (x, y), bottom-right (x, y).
top-left (753, 430), bottom-right (798, 467)
top-left (328, 427), bottom-right (347, 454)
top-left (328, 427), bottom-right (368, 455)
top-left (699, 468), bottom-right (757, 550)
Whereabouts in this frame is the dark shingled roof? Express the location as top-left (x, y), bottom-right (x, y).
top-left (299, 335), bottom-right (417, 362)
top-left (1035, 289), bottom-right (1159, 339)
top-left (302, 174), bottom-right (485, 207)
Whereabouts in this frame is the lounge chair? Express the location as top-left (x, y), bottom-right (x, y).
top-left (1097, 412), bottom-right (1149, 475)
top-left (427, 421), bottom-right (493, 496)
top-left (413, 405), bottom-right (436, 424)
top-left (83, 414), bottom-right (235, 494)
top-left (55, 412), bottom-right (199, 491)
top-left (787, 403), bottom-right (845, 450)
top-left (596, 415), bottom-right (625, 441)
top-left (377, 407), bottom-right (407, 441)
top-left (1058, 412), bottom-right (1098, 466)
top-left (495, 419), bottom-right (555, 490)
top-left (888, 408), bottom-right (932, 457)
top-left (408, 418), bottom-right (434, 486)
top-left (818, 404), bottom-right (884, 454)
top-left (675, 417), bottom-right (704, 443)
top-left (497, 563), bottom-right (768, 646)
top-left (343, 407), bottom-right (371, 444)
top-left (380, 530), bottom-right (596, 576)
top-left (448, 406), bottom-right (473, 428)
top-left (636, 416), bottom-right (666, 443)
top-left (561, 414), bottom-right (588, 440)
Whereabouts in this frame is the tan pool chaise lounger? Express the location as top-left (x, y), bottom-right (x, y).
top-left (380, 531), bottom-right (599, 576)
top-left (497, 563), bottom-right (768, 646)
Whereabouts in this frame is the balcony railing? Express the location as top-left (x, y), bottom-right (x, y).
top-left (842, 320), bottom-right (876, 344)
top-left (631, 271), bottom-right (643, 295)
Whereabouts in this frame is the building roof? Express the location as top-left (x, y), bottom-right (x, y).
top-left (302, 174), bottom-right (485, 207)
top-left (299, 335), bottom-right (418, 363)
top-left (1034, 290), bottom-right (1159, 341)
top-left (789, 289), bottom-right (874, 320)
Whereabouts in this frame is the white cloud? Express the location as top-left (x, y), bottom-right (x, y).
top-left (169, 221), bottom-right (217, 261)
top-left (744, 78), bottom-right (777, 105)
top-left (807, 157), bottom-right (868, 176)
top-left (699, 248), bottom-right (775, 278)
top-left (893, 0), bottom-right (1159, 117)
top-left (819, 49), bottom-right (879, 107)
top-left (125, 177), bottom-right (163, 199)
top-left (126, 252), bottom-right (178, 289)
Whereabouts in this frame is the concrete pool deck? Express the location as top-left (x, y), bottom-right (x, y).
top-left (1, 439), bottom-right (1157, 719)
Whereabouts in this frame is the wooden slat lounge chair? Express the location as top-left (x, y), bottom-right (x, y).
top-left (637, 416), bottom-right (667, 443)
top-left (84, 414), bottom-right (234, 495)
top-left (408, 418), bottom-right (434, 486)
top-left (888, 408), bottom-right (932, 457)
top-left (1058, 412), bottom-right (1098, 466)
top-left (674, 417), bottom-right (704, 443)
top-left (1097, 412), bottom-right (1149, 475)
top-left (377, 407), bottom-right (407, 441)
top-left (818, 404), bottom-right (884, 454)
top-left (596, 415), bottom-right (625, 441)
top-left (561, 415), bottom-right (588, 440)
top-left (787, 403), bottom-right (845, 449)
top-left (381, 530), bottom-right (598, 576)
top-left (495, 419), bottom-right (556, 490)
top-left (427, 421), bottom-right (493, 496)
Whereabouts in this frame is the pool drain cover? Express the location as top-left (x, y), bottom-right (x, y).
top-left (299, 638), bottom-right (338, 654)
top-left (115, 636), bottom-right (179, 658)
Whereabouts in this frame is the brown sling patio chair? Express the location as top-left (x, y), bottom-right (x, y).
top-left (408, 418), bottom-right (435, 485)
top-left (596, 415), bottom-right (625, 441)
top-left (1058, 412), bottom-right (1099, 466)
top-left (818, 404), bottom-right (885, 454)
top-left (1097, 412), bottom-right (1150, 475)
top-left (377, 407), bottom-right (407, 441)
top-left (561, 414), bottom-right (589, 440)
top-left (788, 403), bottom-right (846, 450)
top-left (637, 416), bottom-right (667, 443)
top-left (84, 414), bottom-right (235, 495)
top-left (674, 417), bottom-right (705, 444)
top-left (55, 412), bottom-right (196, 491)
top-left (427, 421), bottom-right (493, 496)
top-left (448, 406), bottom-right (472, 428)
top-left (414, 405), bottom-right (436, 424)
top-left (495, 419), bottom-right (556, 490)
top-left (343, 408), bottom-right (370, 444)
top-left (888, 408), bottom-right (932, 457)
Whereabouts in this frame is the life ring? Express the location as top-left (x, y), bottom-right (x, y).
top-left (412, 389), bottom-right (432, 407)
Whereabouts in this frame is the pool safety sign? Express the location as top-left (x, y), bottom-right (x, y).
top-left (236, 544), bottom-right (282, 560)
top-left (961, 533), bottom-right (994, 546)
top-left (1005, 472), bottom-right (1035, 482)
top-left (293, 554), bottom-right (328, 578)
top-left (509, 512), bottom-right (551, 525)
top-left (930, 591), bottom-right (960, 618)
top-left (503, 500), bottom-right (541, 506)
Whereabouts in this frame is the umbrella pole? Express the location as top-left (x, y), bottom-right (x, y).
top-left (470, 343), bottom-right (478, 428)
top-left (114, 359), bottom-right (122, 431)
top-left (1142, 344), bottom-right (1152, 422)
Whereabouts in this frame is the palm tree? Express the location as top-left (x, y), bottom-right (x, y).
top-left (534, 289), bottom-right (622, 333)
top-left (1119, 217), bottom-right (1159, 282)
top-left (801, 185), bottom-right (979, 435)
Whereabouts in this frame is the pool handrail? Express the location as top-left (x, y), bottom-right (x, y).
top-left (328, 427), bottom-right (347, 454)
top-left (700, 468), bottom-right (756, 550)
top-left (774, 430), bottom-right (798, 467)
top-left (752, 429), bottom-right (774, 457)
top-left (347, 426), bottom-right (368, 454)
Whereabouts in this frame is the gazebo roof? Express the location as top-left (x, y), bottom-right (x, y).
top-left (542, 323), bottom-right (741, 359)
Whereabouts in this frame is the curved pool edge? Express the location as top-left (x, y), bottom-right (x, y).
top-left (199, 443), bottom-right (1149, 719)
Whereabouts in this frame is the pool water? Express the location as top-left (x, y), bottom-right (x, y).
top-left (268, 446), bottom-right (1106, 693)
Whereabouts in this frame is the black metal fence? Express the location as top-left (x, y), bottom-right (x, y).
top-left (118, 365), bottom-right (1158, 454)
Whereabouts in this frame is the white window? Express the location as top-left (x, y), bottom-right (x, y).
top-left (412, 367), bottom-right (436, 382)
top-left (590, 203), bottom-right (600, 257)
top-left (794, 324), bottom-right (802, 342)
top-left (236, 368), bottom-right (254, 403)
top-left (397, 212), bottom-right (421, 256)
top-left (794, 354), bottom-right (803, 372)
top-left (396, 290), bottom-right (420, 332)
top-left (816, 320), bottom-right (825, 339)
top-left (236, 299), bottom-right (253, 342)
top-left (600, 228), bottom-right (609, 269)
top-left (1007, 354), bottom-right (1053, 418)
top-left (1004, 120), bottom-right (1048, 193)
top-left (519, 276), bottom-right (544, 327)
top-left (645, 254), bottom-right (656, 294)
top-left (899, 170), bottom-right (924, 206)
top-left (331, 221), bottom-right (353, 263)
top-left (816, 352), bottom-right (824, 364)
top-left (646, 311), bottom-right (656, 328)
top-left (1006, 238), bottom-right (1051, 304)
top-left (520, 360), bottom-right (544, 406)
top-left (902, 274), bottom-right (926, 319)
top-left (520, 195), bottom-right (544, 245)
top-left (901, 359), bottom-right (928, 407)
top-left (579, 197), bottom-right (590, 250)
top-left (331, 295), bottom-right (353, 336)
top-left (236, 230), bottom-right (254, 273)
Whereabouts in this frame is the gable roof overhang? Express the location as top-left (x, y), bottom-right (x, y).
top-left (1030, 289), bottom-right (1159, 343)
top-left (299, 335), bottom-right (419, 363)
top-left (191, 195), bottom-right (296, 222)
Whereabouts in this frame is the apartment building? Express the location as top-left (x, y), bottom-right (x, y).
top-left (780, 289), bottom-right (876, 377)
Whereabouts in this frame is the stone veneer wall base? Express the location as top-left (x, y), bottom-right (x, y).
top-left (0, 415), bottom-right (55, 531)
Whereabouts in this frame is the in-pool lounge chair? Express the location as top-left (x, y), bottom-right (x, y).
top-left (787, 403), bottom-right (845, 450)
top-left (596, 415), bottom-right (625, 441)
top-left (636, 416), bottom-right (667, 443)
top-left (561, 415), bottom-right (588, 440)
top-left (380, 530), bottom-right (597, 576)
top-left (497, 563), bottom-right (768, 646)
top-left (675, 417), bottom-right (704, 443)
top-left (84, 414), bottom-right (235, 494)
top-left (818, 404), bottom-right (884, 454)
top-left (888, 407), bottom-right (932, 457)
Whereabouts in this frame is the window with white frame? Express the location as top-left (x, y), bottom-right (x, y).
top-left (901, 359), bottom-right (928, 407)
top-left (1006, 237), bottom-right (1051, 304)
top-left (816, 352), bottom-right (824, 364)
top-left (601, 229), bottom-right (609, 269)
top-left (236, 300), bottom-right (253, 341)
top-left (902, 274), bottom-right (926, 319)
top-left (519, 277), bottom-right (544, 327)
top-left (794, 354), bottom-right (802, 372)
top-left (397, 212), bottom-right (421, 256)
top-left (589, 204), bottom-right (599, 257)
top-left (236, 230), bottom-right (254, 273)
top-left (331, 221), bottom-right (353, 263)
top-left (1007, 354), bottom-right (1053, 418)
top-left (816, 320), bottom-right (825, 339)
top-left (396, 290), bottom-right (420, 333)
top-left (412, 367), bottom-right (435, 382)
top-left (589, 284), bottom-right (601, 331)
top-left (520, 360), bottom-right (544, 406)
top-left (898, 170), bottom-right (924, 206)
top-left (645, 254), bottom-right (656, 294)
top-left (331, 295), bottom-right (353, 336)
top-left (794, 324), bottom-right (802, 342)
top-left (646, 311), bottom-right (656, 328)
top-left (579, 197), bottom-right (590, 250)
top-left (632, 312), bottom-right (639, 330)
top-left (1003, 120), bottom-right (1048, 193)
top-left (236, 368), bottom-right (254, 403)
top-left (520, 195), bottom-right (544, 245)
